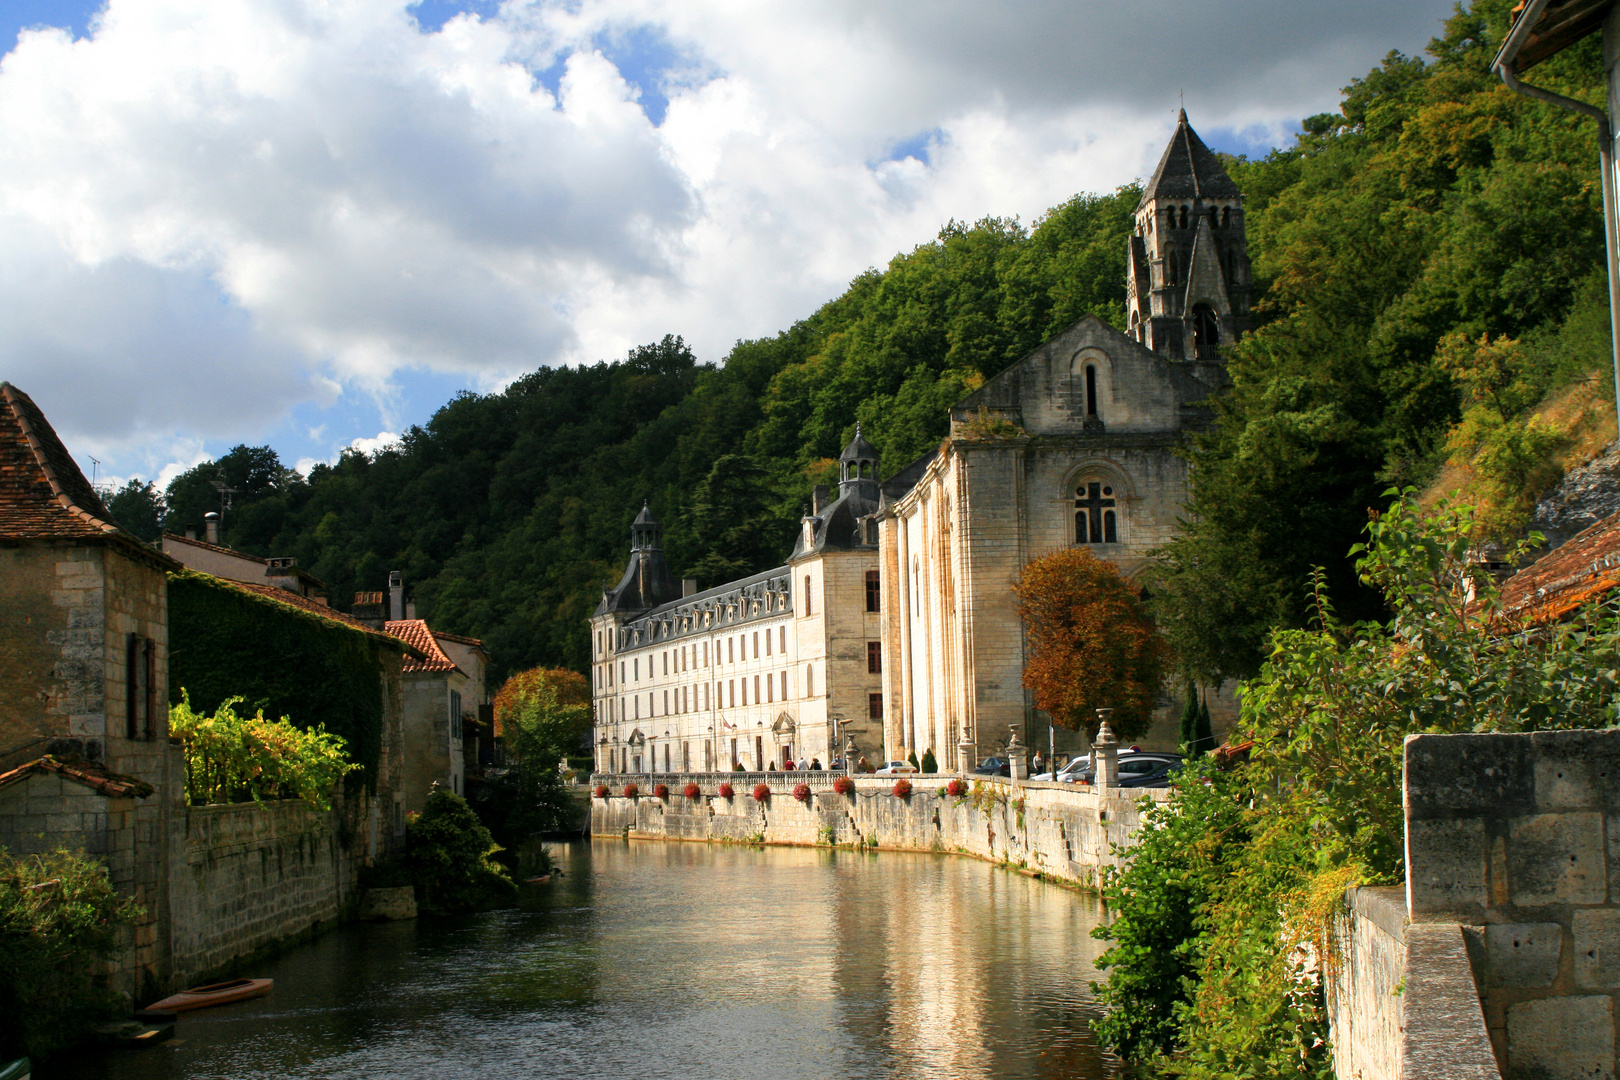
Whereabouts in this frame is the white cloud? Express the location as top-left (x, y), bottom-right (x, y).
top-left (0, 0), bottom-right (1459, 474)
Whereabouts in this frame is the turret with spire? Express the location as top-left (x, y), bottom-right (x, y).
top-left (595, 500), bottom-right (682, 615)
top-left (1126, 109), bottom-right (1251, 363)
top-left (794, 426), bottom-right (883, 558)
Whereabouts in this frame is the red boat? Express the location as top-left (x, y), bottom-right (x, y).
top-left (145, 978), bottom-right (273, 1013)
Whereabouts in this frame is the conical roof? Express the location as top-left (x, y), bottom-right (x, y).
top-left (632, 501), bottom-right (658, 526)
top-left (1140, 110), bottom-right (1241, 207)
top-left (839, 423), bottom-right (878, 462)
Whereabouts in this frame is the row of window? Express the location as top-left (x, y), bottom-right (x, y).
top-left (1152, 204), bottom-right (1235, 233)
top-left (600, 641), bottom-right (886, 722)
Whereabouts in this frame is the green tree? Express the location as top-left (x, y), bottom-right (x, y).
top-left (406, 785), bottom-right (517, 913)
top-left (104, 478), bottom-right (164, 542)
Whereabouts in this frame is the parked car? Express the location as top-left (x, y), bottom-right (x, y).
top-left (1068, 752), bottom-right (1186, 787)
top-left (1032, 756), bottom-right (1094, 782)
top-left (873, 761), bottom-right (918, 776)
top-left (972, 756), bottom-right (1011, 777)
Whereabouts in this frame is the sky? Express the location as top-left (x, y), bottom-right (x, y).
top-left (0, 0), bottom-right (1461, 492)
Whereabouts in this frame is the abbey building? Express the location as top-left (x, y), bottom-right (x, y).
top-left (590, 112), bottom-right (1247, 772)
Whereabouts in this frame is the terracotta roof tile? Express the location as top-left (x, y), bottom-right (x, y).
top-left (386, 619), bottom-right (464, 674)
top-left (0, 755), bottom-right (155, 798)
top-left (1500, 511), bottom-right (1620, 623)
top-left (0, 382), bottom-right (179, 567)
top-left (431, 629), bottom-right (486, 650)
top-left (161, 531), bottom-right (268, 564)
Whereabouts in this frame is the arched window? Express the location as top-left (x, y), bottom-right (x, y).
top-left (1165, 248), bottom-right (1179, 286)
top-left (1208, 206), bottom-right (1218, 229)
top-left (1085, 364), bottom-right (1098, 417)
top-left (1192, 303), bottom-right (1221, 362)
top-left (1075, 481), bottom-right (1119, 545)
top-left (804, 575), bottom-right (812, 615)
top-left (1221, 206), bottom-right (1231, 228)
top-left (805, 664), bottom-right (814, 697)
top-left (1179, 205), bottom-right (1188, 230)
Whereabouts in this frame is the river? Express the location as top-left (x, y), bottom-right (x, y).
top-left (61, 840), bottom-right (1120, 1080)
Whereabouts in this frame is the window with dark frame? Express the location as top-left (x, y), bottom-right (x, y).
top-left (865, 570), bottom-right (881, 611)
top-left (868, 692), bottom-right (884, 720)
top-left (867, 641), bottom-right (882, 674)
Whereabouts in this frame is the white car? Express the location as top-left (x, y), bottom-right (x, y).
top-left (872, 761), bottom-right (919, 776)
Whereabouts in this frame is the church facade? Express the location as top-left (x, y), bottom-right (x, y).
top-left (589, 112), bottom-right (1246, 773)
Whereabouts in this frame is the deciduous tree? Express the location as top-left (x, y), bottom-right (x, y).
top-left (1013, 547), bottom-right (1170, 741)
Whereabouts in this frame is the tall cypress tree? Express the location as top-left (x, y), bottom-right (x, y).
top-left (1178, 680), bottom-right (1200, 755)
top-left (1195, 697), bottom-right (1214, 755)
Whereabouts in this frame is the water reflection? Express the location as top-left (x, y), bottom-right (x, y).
top-left (61, 841), bottom-right (1118, 1080)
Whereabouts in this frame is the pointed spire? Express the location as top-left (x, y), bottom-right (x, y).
top-left (1177, 106), bottom-right (1187, 123)
top-left (1139, 111), bottom-right (1240, 207)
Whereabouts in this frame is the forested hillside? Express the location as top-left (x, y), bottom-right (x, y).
top-left (110, 0), bottom-right (1610, 684)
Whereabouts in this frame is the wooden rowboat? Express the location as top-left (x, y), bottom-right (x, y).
top-left (146, 978), bottom-right (273, 1013)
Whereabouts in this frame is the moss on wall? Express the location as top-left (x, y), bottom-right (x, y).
top-left (167, 571), bottom-right (387, 787)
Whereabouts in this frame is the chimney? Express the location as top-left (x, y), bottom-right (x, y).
top-left (682, 578), bottom-right (698, 597)
top-left (204, 511), bottom-right (220, 545)
top-left (405, 598), bottom-right (417, 619)
top-left (389, 571), bottom-right (405, 622)
top-left (812, 485), bottom-right (829, 514)
top-left (265, 556), bottom-right (302, 596)
top-left (352, 591), bottom-right (386, 629)
top-left (185, 527), bottom-right (196, 540)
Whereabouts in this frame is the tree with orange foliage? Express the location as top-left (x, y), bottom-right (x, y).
top-left (492, 667), bottom-right (591, 765)
top-left (1013, 547), bottom-right (1171, 742)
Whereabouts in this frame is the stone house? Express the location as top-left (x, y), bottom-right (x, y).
top-left (161, 528), bottom-right (329, 602)
top-left (0, 380), bottom-right (182, 998)
top-left (588, 433), bottom-right (885, 774)
top-left (386, 618), bottom-right (470, 810)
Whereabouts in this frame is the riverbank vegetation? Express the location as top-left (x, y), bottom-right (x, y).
top-left (1094, 492), bottom-right (1620, 1075)
top-left (470, 667), bottom-right (589, 860)
top-left (170, 692), bottom-right (359, 809)
top-left (0, 848), bottom-right (141, 1062)
top-left (406, 786), bottom-right (517, 914)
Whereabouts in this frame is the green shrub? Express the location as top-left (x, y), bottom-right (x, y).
top-left (920, 749), bottom-right (938, 774)
top-left (407, 786), bottom-right (517, 913)
top-left (0, 848), bottom-right (141, 1061)
top-left (170, 692), bottom-right (359, 809)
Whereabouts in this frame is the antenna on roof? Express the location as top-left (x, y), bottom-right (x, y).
top-left (208, 478), bottom-right (239, 531)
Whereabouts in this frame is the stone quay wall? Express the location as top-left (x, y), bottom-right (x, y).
top-left (1398, 728), bottom-right (1620, 1080)
top-left (589, 771), bottom-right (1173, 888)
top-left (167, 796), bottom-right (361, 987)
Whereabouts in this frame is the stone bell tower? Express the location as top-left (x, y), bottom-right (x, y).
top-left (1125, 109), bottom-right (1252, 363)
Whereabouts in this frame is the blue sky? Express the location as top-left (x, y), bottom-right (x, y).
top-left (0, 0), bottom-right (1459, 490)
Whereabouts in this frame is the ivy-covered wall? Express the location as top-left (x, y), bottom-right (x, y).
top-left (167, 570), bottom-right (389, 787)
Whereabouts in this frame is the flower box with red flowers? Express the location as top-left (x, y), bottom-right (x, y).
top-left (892, 778), bottom-right (913, 798)
top-left (683, 782), bottom-right (701, 800)
top-left (833, 775), bottom-right (855, 796)
top-left (752, 783), bottom-right (770, 802)
top-left (622, 782), bottom-right (639, 798)
top-left (946, 778), bottom-right (966, 797)
top-left (593, 784), bottom-right (608, 799)
top-left (718, 782), bottom-right (735, 799)
top-left (792, 783), bottom-right (812, 803)
top-left (653, 783), bottom-right (669, 800)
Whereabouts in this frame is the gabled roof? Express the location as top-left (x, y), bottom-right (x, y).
top-left (1500, 511), bottom-right (1620, 623)
top-left (0, 382), bottom-right (177, 567)
top-left (174, 569), bottom-right (417, 654)
top-left (1140, 110), bottom-right (1242, 207)
top-left (431, 628), bottom-right (487, 652)
top-left (0, 755), bottom-right (155, 798)
top-left (386, 619), bottom-right (465, 675)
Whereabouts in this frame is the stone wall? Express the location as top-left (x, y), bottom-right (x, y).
top-left (590, 772), bottom-right (1171, 888)
top-left (167, 795), bottom-right (361, 987)
top-left (1330, 886), bottom-right (1407, 1080)
top-left (1403, 729), bottom-right (1620, 1080)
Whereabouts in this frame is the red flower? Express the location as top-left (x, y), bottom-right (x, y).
top-left (623, 782), bottom-right (639, 798)
top-left (683, 782), bottom-right (701, 800)
top-left (718, 782), bottom-right (735, 799)
top-left (653, 783), bottom-right (669, 800)
top-left (752, 783), bottom-right (770, 802)
top-left (593, 784), bottom-right (608, 799)
top-left (793, 783), bottom-right (812, 803)
top-left (946, 779), bottom-right (966, 797)
top-left (833, 775), bottom-right (855, 796)
top-left (892, 779), bottom-right (913, 798)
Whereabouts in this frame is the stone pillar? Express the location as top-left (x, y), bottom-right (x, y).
top-left (1093, 711), bottom-right (1119, 788)
top-left (1006, 726), bottom-right (1028, 781)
